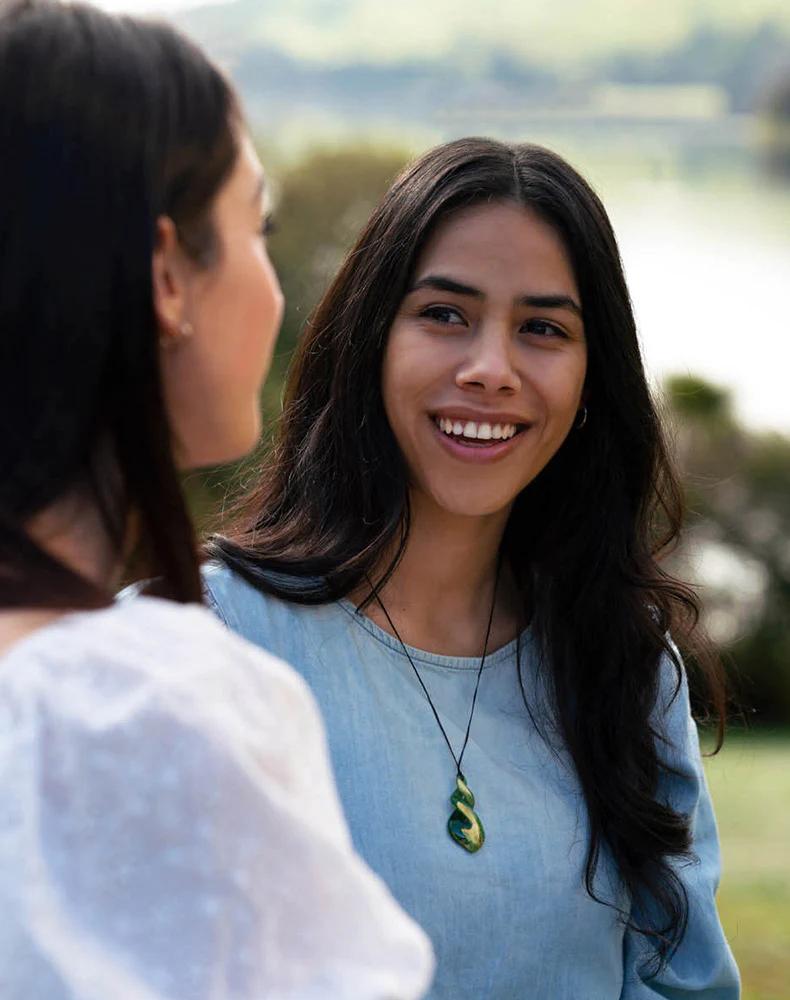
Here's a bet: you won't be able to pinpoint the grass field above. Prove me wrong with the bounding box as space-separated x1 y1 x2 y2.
703 732 790 1000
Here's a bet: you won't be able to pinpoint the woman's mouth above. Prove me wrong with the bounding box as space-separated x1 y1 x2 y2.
434 416 523 444
430 414 529 460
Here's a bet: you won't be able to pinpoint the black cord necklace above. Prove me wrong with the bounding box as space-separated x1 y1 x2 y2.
366 564 500 853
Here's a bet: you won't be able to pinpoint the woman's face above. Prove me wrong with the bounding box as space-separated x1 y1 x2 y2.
156 131 283 468
382 200 587 519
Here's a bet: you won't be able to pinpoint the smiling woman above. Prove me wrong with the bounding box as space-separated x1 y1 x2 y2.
205 138 740 998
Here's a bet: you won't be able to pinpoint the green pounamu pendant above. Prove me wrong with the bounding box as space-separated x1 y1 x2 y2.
447 774 485 853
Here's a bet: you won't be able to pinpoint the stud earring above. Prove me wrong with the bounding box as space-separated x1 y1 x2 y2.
159 319 194 349
575 405 588 430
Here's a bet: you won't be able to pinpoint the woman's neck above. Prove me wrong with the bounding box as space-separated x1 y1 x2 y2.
357 491 521 657
30 490 121 590
0 492 121 658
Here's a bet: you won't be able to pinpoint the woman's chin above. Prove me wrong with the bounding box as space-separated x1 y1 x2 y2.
419 483 517 520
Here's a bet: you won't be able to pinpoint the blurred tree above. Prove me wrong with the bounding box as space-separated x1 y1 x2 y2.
665 374 790 725
259 143 409 465
265 145 408 376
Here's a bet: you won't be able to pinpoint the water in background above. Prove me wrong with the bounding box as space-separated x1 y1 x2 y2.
572 131 790 436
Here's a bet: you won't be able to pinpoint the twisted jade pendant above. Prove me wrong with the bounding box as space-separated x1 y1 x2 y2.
447 774 485 853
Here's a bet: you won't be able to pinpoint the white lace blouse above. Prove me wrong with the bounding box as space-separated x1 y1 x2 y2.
0 596 434 999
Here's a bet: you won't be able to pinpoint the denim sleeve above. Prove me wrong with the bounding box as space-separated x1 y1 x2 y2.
620 656 740 998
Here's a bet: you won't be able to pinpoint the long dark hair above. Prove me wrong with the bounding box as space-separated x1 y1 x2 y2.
0 0 239 608
211 138 726 966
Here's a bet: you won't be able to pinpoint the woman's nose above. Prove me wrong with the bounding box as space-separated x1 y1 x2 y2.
455 324 521 394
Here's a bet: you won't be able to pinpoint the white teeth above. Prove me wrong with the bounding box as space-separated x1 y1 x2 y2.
435 417 521 442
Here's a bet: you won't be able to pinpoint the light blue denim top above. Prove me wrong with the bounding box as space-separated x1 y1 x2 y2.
204 562 739 999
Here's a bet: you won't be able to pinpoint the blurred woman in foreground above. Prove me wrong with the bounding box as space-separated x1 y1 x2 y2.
206 139 740 997
0 1 433 996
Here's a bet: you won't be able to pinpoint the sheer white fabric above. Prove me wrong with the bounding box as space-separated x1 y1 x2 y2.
0 596 434 999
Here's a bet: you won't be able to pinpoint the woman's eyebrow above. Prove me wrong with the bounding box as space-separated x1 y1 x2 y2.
409 275 482 298
518 293 583 317
409 274 582 317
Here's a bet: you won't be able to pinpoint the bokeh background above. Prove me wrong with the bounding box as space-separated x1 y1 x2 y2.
102 1 790 994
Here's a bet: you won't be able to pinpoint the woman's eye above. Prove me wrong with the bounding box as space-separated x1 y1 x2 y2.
421 305 466 326
523 318 566 339
259 214 277 238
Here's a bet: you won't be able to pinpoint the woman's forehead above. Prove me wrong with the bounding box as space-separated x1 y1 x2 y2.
413 201 579 298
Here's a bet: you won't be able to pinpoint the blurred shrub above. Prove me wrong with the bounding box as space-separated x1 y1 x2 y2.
266 145 409 371
250 145 410 426
665 374 790 725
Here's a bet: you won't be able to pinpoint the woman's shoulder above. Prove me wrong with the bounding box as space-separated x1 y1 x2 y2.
0 597 435 999
201 557 273 622
202 558 316 612
202 559 342 654
0 595 316 739
654 640 692 731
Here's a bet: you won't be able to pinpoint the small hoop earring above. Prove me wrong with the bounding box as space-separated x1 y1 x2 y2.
575 405 588 430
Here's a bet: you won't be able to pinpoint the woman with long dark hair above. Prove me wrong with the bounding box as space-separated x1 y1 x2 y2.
0 2 433 996
206 138 740 997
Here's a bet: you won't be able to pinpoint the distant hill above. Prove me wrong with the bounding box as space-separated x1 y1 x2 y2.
172 0 790 130
174 0 790 67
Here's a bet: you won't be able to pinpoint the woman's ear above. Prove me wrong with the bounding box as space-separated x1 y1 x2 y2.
151 216 188 343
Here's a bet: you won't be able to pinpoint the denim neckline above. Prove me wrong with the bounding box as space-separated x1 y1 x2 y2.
337 599 529 671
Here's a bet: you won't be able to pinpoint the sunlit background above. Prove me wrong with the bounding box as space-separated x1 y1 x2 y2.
94 1 790 994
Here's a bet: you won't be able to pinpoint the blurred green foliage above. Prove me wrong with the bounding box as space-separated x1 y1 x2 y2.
665 373 733 424
260 145 409 422
666 374 790 725
267 145 408 368
191 146 790 727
